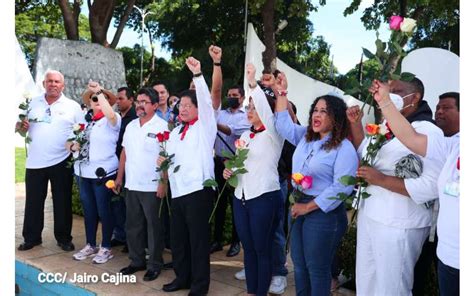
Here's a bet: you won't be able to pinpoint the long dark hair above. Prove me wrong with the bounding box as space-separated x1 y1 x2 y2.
305 95 349 151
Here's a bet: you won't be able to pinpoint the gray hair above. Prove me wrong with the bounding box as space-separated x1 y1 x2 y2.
43 69 65 84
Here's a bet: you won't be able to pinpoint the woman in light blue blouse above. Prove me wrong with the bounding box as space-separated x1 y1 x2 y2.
274 76 358 296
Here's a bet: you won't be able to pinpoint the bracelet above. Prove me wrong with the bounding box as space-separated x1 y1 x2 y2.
378 100 392 109
193 72 202 78
213 62 221 66
277 90 288 97
95 89 103 96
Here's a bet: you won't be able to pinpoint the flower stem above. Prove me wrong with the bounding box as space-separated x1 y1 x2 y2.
285 217 296 254
208 181 228 223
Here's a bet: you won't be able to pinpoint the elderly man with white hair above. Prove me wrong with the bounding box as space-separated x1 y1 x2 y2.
17 69 84 252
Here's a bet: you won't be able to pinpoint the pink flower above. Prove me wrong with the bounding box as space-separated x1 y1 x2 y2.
234 139 247 150
389 15 404 30
301 176 313 190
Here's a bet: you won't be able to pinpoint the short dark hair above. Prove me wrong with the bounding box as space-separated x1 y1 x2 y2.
228 85 245 97
439 92 460 110
152 81 168 91
137 87 159 104
406 76 425 100
117 86 134 100
179 89 198 107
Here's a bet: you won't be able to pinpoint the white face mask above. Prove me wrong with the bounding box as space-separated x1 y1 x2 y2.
389 92 415 111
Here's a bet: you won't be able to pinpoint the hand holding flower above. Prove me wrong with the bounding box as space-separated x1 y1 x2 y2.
357 166 386 186
113 177 123 195
156 181 167 199
157 155 168 167
370 80 391 105
223 168 233 180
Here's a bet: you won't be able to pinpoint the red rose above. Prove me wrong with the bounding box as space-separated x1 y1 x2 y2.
250 133 255 139
457 157 460 170
156 132 164 142
79 123 85 131
385 133 393 140
163 131 170 141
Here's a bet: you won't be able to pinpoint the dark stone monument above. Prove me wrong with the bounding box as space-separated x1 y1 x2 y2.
33 37 127 104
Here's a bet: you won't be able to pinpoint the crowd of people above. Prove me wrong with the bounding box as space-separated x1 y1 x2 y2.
16 45 460 296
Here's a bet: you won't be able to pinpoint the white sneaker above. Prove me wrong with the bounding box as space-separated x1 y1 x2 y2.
73 244 98 261
92 247 114 264
234 268 246 281
268 276 287 294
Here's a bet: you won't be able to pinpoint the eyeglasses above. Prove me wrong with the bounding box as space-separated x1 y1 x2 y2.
135 100 153 106
178 103 195 110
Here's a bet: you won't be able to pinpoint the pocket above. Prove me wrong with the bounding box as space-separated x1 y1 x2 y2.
144 137 159 153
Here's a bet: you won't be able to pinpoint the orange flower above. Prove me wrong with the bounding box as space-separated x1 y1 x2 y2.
105 180 115 189
292 173 304 185
365 123 379 136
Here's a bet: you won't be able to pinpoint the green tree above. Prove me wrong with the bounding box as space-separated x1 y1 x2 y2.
343 0 459 55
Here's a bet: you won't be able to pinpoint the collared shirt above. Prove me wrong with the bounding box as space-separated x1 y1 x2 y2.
156 107 173 122
74 113 121 178
427 132 459 269
275 110 358 213
215 108 251 156
122 114 169 192
234 85 284 201
26 93 83 169
167 76 217 198
116 105 138 158
358 120 443 229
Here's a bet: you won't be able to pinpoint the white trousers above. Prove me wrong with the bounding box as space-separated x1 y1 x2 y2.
356 212 429 296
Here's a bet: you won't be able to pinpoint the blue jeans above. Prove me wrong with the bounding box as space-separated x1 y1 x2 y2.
234 190 281 296
290 203 347 296
76 176 115 249
272 179 289 276
111 192 126 243
438 258 459 296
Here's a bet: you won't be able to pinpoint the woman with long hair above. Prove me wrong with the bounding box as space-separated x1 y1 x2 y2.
274 75 358 295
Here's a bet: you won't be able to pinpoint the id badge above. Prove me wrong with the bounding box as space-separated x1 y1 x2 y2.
444 181 459 197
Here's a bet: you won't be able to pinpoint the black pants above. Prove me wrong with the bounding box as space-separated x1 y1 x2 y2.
212 157 239 244
125 191 164 270
413 234 439 296
22 157 73 244
171 188 213 295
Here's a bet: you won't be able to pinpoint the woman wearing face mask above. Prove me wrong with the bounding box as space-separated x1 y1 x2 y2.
346 78 444 296
222 64 284 296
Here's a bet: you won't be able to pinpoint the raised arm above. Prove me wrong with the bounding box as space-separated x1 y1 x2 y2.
371 80 428 157
88 81 118 126
209 45 222 110
346 105 365 150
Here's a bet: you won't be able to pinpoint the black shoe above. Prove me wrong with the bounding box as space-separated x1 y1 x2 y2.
226 242 241 257
57 241 75 252
120 265 146 275
143 269 161 281
111 239 126 247
209 242 223 254
121 245 129 253
163 261 173 270
18 241 42 251
163 280 189 292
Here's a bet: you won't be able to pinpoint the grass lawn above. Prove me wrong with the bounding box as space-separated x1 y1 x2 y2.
15 147 26 183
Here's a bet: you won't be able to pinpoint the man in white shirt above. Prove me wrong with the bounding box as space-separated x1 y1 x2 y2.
115 87 169 282
349 78 444 295
17 70 83 252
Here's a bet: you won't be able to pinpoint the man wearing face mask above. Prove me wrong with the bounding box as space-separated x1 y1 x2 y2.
346 77 444 296
209 85 252 256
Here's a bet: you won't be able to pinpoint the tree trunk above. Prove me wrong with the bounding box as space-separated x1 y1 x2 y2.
261 0 276 73
110 0 136 48
58 0 81 40
89 0 116 46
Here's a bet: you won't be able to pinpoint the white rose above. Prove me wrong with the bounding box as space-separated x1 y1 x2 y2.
400 18 416 33
73 123 81 132
379 123 389 135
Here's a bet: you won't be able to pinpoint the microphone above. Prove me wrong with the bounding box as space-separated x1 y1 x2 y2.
95 167 118 179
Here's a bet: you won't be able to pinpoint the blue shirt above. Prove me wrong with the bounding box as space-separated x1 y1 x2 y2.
156 107 173 122
274 110 358 212
215 108 251 157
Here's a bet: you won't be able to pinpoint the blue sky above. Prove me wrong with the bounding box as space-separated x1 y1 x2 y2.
100 0 391 75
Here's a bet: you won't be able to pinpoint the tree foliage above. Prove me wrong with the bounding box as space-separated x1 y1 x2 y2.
343 0 459 55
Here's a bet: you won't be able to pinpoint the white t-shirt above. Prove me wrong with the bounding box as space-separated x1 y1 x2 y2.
234 85 284 201
74 113 121 178
122 115 169 192
427 133 459 269
167 76 217 198
26 93 83 169
359 120 442 229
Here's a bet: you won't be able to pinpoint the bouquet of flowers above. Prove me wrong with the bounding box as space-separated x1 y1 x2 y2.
332 121 394 224
67 123 88 165
204 139 249 223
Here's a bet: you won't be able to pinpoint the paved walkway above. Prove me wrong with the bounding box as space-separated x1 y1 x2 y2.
15 183 355 295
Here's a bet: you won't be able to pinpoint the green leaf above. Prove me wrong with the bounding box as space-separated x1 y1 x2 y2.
339 175 357 186
224 161 235 169
362 47 375 59
361 191 371 199
391 41 403 55
221 149 234 159
228 175 238 188
400 72 416 82
233 168 248 175
344 86 361 96
173 165 181 173
288 193 295 204
203 178 218 188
